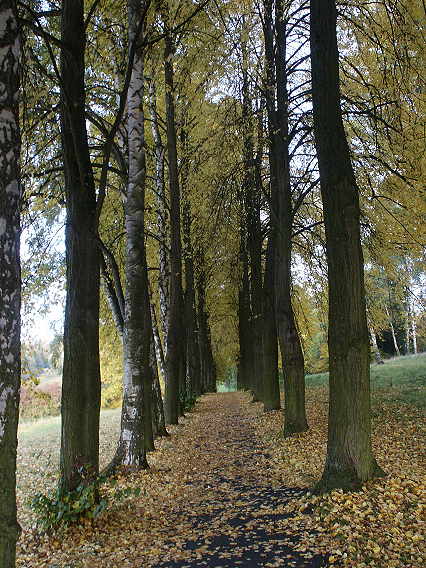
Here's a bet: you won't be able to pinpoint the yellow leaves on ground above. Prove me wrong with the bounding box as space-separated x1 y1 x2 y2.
255 388 425 568
16 389 425 567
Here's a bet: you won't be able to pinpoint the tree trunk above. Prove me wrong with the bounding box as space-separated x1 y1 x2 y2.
197 267 216 393
163 24 185 424
408 298 417 355
241 22 263 402
261 0 281 412
405 309 411 355
411 312 417 354
109 0 151 470
150 300 166 382
101 259 167 451
310 0 384 491
262 237 281 410
386 305 401 357
274 0 308 436
60 0 101 491
369 325 384 365
0 4 22 565
148 76 170 348
150 332 169 437
237 220 253 393
183 195 202 397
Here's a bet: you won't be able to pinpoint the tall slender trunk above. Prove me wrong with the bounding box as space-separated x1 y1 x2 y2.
150 334 169 437
385 305 401 357
241 21 263 402
148 76 169 346
261 0 281 412
274 0 308 435
405 307 411 355
237 227 253 392
101 256 168 454
197 266 216 393
60 0 101 491
101 254 125 341
109 0 151 469
262 237 281 410
0 4 22 565
183 196 202 397
310 0 384 490
162 22 185 424
150 300 166 381
411 311 417 354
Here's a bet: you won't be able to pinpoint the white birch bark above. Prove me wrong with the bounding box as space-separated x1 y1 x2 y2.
0 3 22 566
110 0 151 469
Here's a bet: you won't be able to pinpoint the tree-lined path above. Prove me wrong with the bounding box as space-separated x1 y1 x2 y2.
18 393 331 567
2 1 425 566
155 393 327 568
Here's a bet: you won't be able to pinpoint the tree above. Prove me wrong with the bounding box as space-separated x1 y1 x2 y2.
0 3 22 565
108 0 152 469
310 0 384 490
59 0 101 492
161 2 186 424
265 0 308 432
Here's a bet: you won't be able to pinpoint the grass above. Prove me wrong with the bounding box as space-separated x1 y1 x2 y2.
305 353 426 408
17 408 122 529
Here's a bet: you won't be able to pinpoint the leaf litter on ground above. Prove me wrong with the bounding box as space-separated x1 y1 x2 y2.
16 390 425 567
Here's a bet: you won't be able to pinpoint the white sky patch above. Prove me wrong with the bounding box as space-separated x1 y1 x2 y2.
21 214 65 344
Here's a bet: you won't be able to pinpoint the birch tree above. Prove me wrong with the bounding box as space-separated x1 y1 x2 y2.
0 2 22 565
109 0 152 468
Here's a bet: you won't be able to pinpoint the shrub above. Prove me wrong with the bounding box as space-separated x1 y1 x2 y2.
31 470 141 532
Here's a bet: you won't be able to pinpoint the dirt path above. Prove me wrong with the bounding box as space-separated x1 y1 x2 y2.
153 393 327 568
18 393 329 567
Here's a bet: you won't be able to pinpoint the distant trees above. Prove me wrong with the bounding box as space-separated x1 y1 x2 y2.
234 0 313 432
0 2 22 566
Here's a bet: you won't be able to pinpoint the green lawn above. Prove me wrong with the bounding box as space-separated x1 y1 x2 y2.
306 353 426 408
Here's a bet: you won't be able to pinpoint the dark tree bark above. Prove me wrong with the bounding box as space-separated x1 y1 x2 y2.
162 19 185 424
180 116 202 399
109 0 152 469
262 237 281 410
241 24 263 402
148 75 170 348
261 0 281 412
271 0 308 435
197 266 216 393
60 0 101 491
0 4 22 565
183 196 202 397
237 228 253 392
310 0 384 491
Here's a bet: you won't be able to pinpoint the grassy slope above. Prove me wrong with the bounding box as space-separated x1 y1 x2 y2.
17 408 122 528
306 353 426 408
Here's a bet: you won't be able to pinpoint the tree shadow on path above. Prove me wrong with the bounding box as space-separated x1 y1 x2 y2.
157 397 331 568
